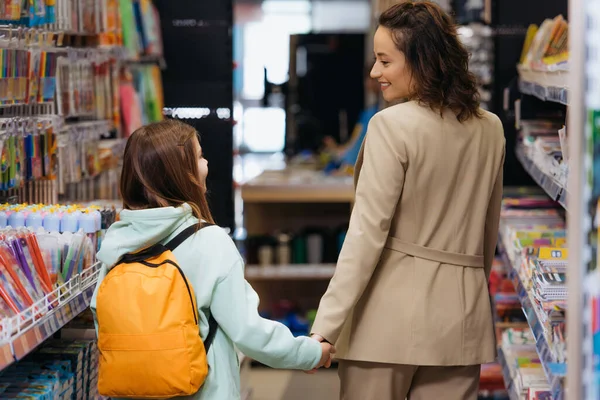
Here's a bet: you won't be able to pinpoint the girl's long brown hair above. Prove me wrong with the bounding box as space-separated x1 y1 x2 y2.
120 119 214 224
379 1 481 122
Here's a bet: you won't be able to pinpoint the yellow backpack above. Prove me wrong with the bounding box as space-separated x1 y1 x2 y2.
96 223 217 398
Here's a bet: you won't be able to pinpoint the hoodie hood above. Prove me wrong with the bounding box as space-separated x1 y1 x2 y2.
97 204 195 268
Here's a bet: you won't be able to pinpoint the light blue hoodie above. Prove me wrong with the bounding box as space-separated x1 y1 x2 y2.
90 204 322 400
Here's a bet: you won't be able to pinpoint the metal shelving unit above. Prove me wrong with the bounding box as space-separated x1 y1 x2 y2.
518 67 569 105
509 2 587 399
498 236 565 399
567 0 588 399
515 146 568 209
498 347 521 400
0 262 102 372
510 270 566 398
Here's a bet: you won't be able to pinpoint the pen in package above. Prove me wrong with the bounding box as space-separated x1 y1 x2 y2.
0 243 34 307
18 229 51 294
0 256 30 316
36 233 60 287
8 235 46 301
61 231 84 281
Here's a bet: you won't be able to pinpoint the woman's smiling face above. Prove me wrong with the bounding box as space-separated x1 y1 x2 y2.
370 26 413 102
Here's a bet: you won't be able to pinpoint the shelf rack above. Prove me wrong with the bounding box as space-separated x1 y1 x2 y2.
0 262 102 372
498 347 521 400
515 146 568 210
498 238 565 399
245 265 336 280
518 66 569 105
510 270 566 399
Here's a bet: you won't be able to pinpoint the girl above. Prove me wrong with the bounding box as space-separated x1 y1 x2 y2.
311 2 505 399
91 120 333 400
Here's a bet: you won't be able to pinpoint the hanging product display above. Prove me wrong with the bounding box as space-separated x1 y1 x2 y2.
131 0 163 57
55 51 116 121
0 30 59 107
119 0 164 59
0 0 164 395
120 64 163 136
57 122 123 203
0 0 56 27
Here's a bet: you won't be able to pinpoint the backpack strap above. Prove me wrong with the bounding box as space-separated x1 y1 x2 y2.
165 222 212 251
204 314 218 352
165 222 219 353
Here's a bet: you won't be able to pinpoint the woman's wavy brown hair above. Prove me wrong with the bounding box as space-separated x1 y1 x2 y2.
379 1 481 122
120 119 214 223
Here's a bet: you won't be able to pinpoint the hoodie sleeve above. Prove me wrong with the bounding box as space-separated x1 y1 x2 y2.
210 258 322 370
90 263 109 337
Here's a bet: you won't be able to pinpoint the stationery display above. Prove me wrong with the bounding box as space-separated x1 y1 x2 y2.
498 196 567 399
0 0 57 27
0 202 115 320
120 65 163 137
120 0 163 59
56 52 113 120
0 31 60 107
517 15 569 107
0 335 100 400
0 0 163 394
499 328 551 399
521 15 569 68
519 119 568 191
0 116 123 204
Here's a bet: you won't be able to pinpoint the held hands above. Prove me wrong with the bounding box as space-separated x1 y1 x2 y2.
305 334 336 374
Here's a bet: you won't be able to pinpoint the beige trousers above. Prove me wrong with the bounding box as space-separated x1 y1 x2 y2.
338 360 481 400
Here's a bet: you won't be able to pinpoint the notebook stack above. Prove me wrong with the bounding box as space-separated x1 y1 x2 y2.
500 328 551 399
499 198 568 369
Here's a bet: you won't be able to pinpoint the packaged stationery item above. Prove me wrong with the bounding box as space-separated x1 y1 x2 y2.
0 242 37 306
0 259 30 315
18 229 52 294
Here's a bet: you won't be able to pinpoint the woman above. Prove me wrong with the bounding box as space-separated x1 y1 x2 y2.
90 120 333 400
311 2 505 399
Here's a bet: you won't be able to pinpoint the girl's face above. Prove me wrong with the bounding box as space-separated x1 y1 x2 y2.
194 138 208 191
371 26 413 102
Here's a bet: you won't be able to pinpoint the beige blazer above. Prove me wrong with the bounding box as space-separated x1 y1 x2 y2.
312 101 505 366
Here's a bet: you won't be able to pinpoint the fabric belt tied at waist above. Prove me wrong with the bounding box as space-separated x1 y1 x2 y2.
385 237 484 268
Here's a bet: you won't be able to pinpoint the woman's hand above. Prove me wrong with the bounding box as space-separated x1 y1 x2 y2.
304 334 336 374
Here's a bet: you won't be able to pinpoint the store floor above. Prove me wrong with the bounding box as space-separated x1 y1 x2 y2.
249 367 340 400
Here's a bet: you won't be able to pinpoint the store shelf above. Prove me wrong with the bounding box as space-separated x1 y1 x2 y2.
0 262 102 372
510 270 566 399
518 66 569 105
498 235 565 399
241 170 354 203
515 146 567 210
245 265 336 280
498 348 521 400
508 267 566 400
